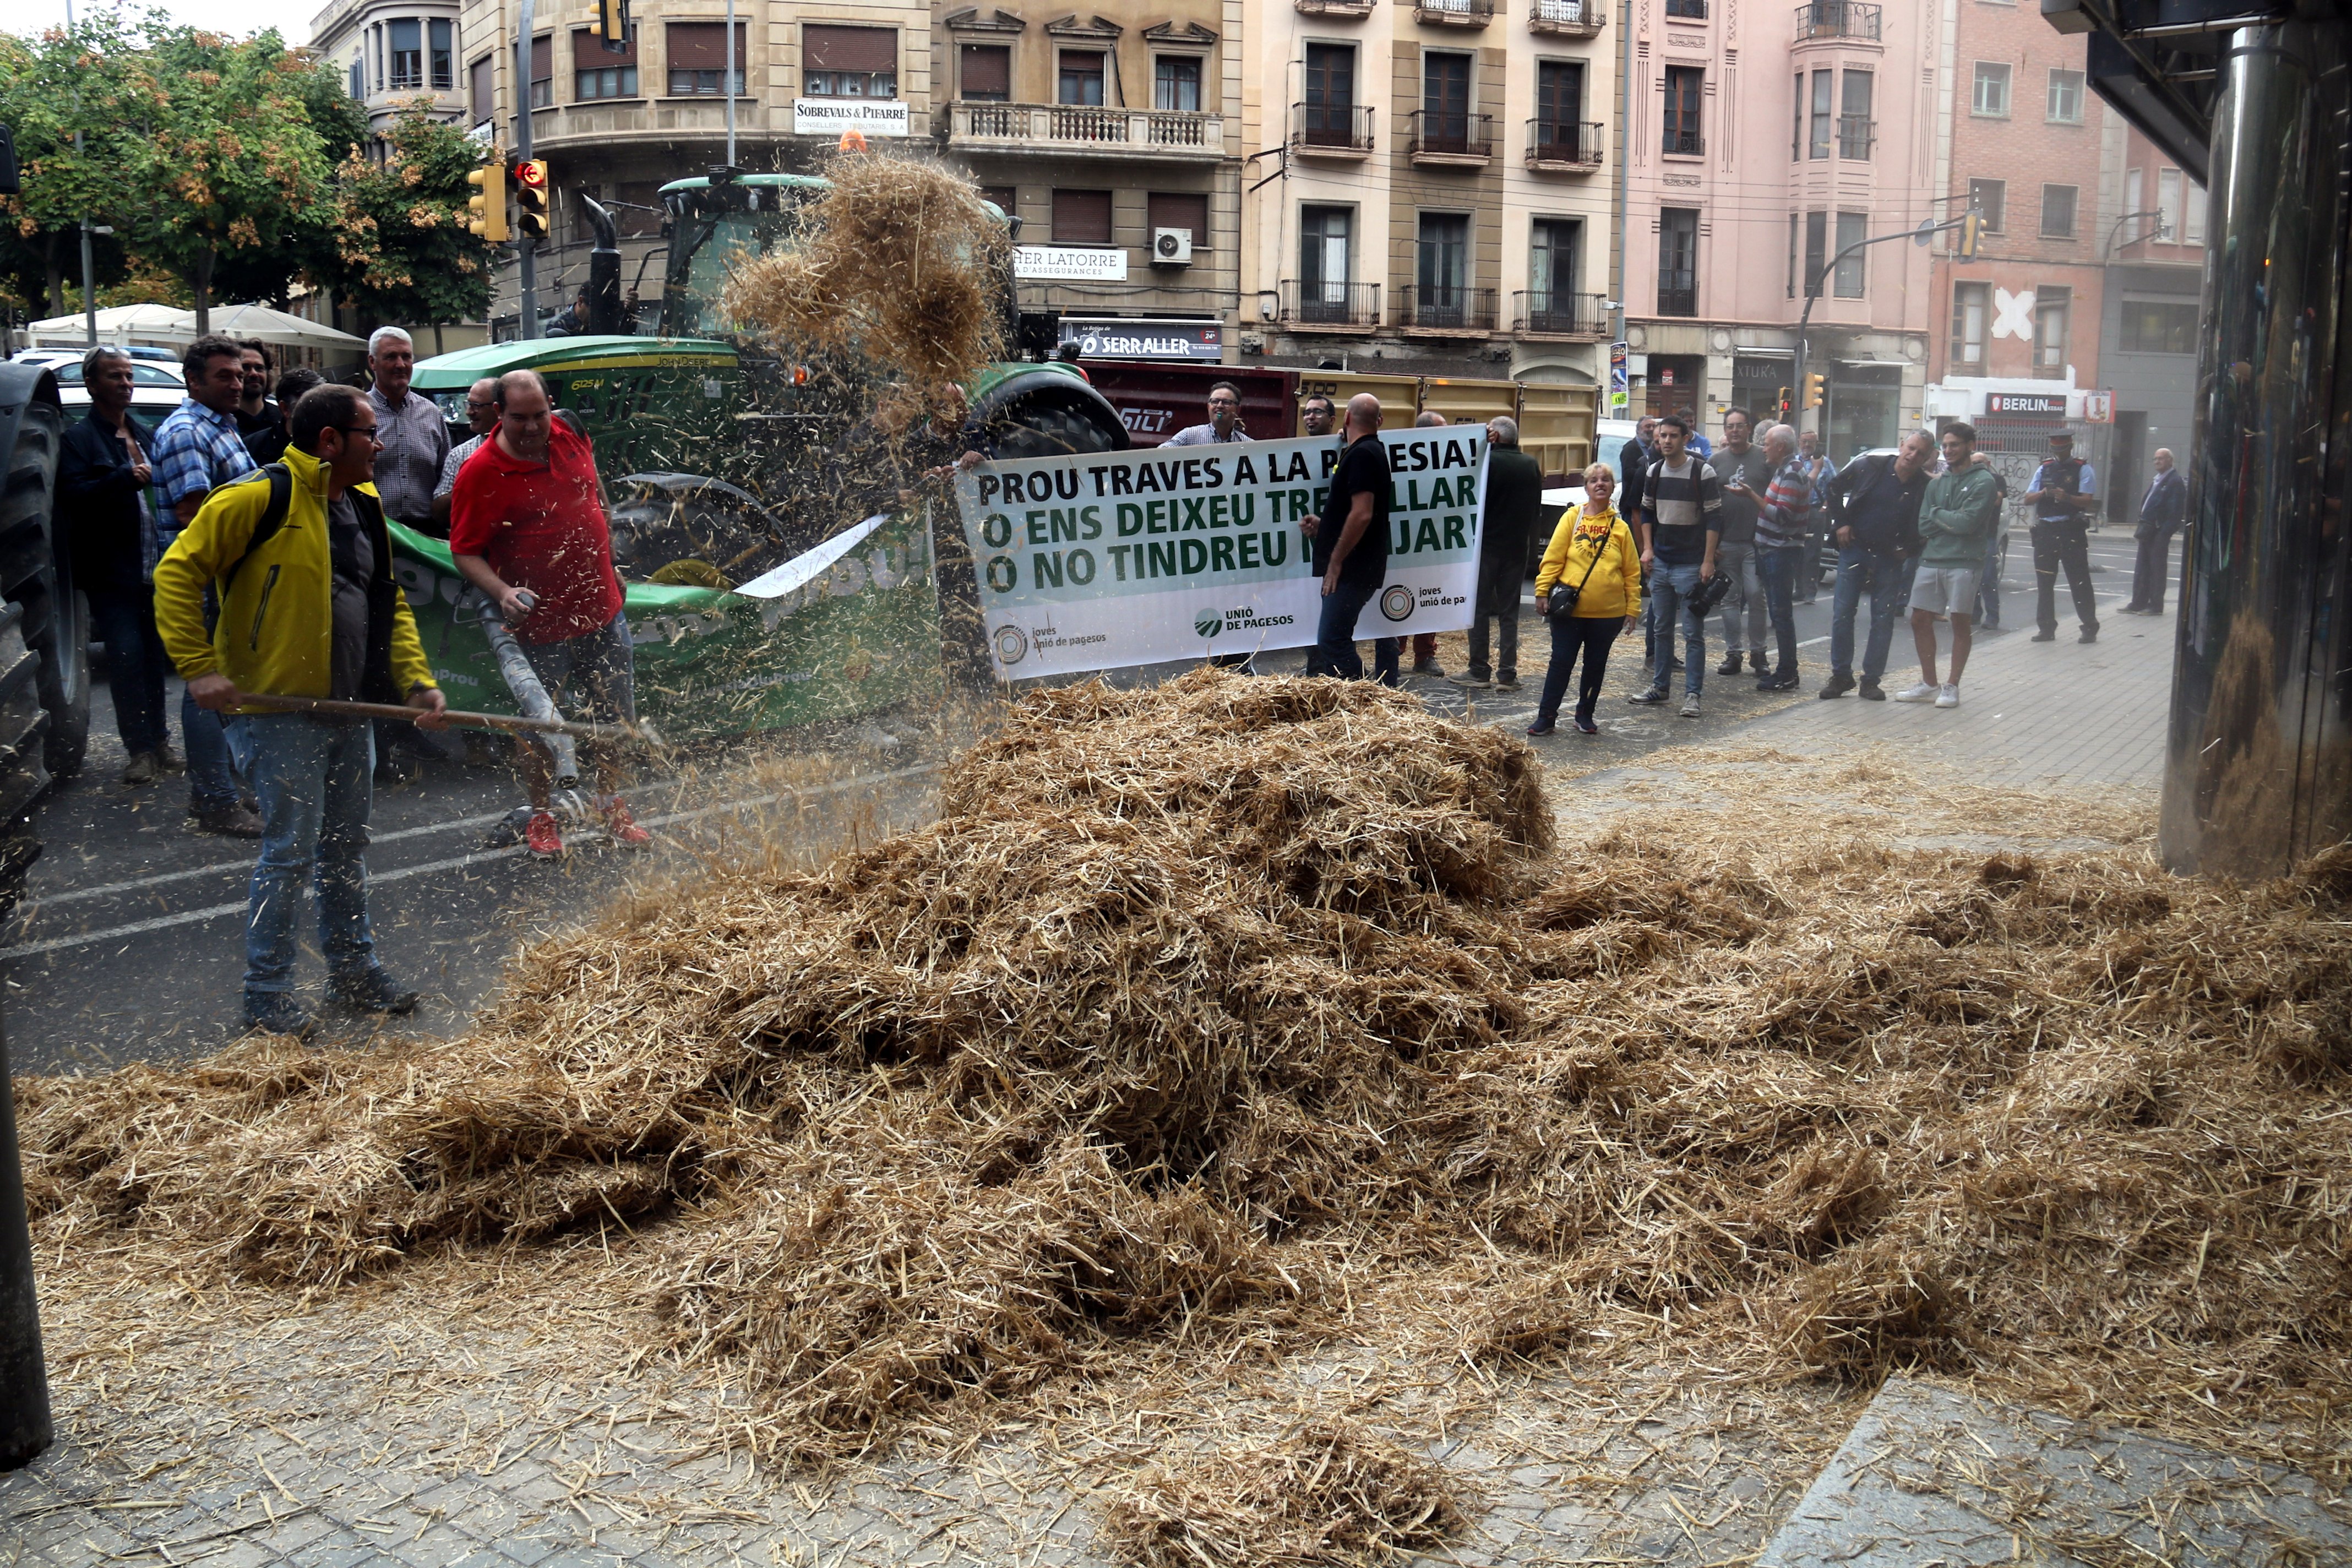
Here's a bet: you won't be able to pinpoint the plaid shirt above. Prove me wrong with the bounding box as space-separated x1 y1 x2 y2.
150 398 256 547
1756 454 1815 551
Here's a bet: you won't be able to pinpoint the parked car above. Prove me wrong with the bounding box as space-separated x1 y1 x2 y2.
13 350 187 431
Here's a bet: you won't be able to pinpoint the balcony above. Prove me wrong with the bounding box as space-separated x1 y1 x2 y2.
1526 118 1605 170
1413 0 1495 27
1657 284 1698 317
1289 101 1375 158
529 97 766 148
1836 113 1876 159
1295 0 1377 14
1794 1 1880 39
1515 291 1609 337
1528 0 1606 36
1662 127 1704 157
1400 285 1499 334
1664 0 1707 17
1407 110 1495 165
1278 280 1382 331
944 102 1224 161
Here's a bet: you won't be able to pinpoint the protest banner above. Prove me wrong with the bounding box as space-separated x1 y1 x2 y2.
953 430 1489 680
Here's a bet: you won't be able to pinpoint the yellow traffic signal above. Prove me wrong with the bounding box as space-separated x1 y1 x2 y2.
1956 211 1983 262
1803 373 1826 411
465 155 508 242
595 0 629 48
513 159 550 240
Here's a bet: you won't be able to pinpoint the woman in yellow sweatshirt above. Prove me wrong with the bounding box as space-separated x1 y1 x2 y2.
1527 462 1644 736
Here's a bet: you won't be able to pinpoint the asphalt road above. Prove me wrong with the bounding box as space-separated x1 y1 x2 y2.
2 523 2147 1075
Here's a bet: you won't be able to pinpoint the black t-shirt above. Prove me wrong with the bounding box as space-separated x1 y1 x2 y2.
1316 434 1391 590
325 495 374 704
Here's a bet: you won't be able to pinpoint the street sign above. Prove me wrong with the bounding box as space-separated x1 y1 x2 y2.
2082 390 2114 423
1609 341 1629 412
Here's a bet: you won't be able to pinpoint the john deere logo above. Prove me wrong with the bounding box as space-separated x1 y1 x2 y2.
1195 608 1224 639
993 624 1029 665
1379 585 1416 622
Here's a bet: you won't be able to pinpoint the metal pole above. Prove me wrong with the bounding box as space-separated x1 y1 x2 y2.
725 0 737 167
1795 218 1968 438
67 0 95 348
515 0 539 340
0 1003 54 1472
1610 0 1631 345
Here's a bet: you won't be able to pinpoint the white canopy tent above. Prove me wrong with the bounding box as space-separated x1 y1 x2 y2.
20 302 367 353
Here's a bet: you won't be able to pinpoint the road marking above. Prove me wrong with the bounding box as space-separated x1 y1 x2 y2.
0 764 940 963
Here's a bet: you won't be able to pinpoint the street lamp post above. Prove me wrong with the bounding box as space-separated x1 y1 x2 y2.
1792 211 1976 440
514 0 540 339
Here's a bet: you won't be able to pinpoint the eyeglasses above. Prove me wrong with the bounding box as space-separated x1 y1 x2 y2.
331 424 384 445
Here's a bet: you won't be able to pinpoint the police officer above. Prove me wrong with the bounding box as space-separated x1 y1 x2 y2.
2024 430 2100 644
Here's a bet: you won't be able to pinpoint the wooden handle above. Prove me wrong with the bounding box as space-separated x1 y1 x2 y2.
233 693 654 745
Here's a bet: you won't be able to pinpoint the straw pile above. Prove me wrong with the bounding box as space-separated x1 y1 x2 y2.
18 669 2352 1482
720 151 1008 387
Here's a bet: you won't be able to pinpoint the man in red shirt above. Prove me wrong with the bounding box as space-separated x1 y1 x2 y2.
449 370 651 858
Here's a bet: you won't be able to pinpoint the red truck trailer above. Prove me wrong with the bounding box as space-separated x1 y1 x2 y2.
1080 361 1300 447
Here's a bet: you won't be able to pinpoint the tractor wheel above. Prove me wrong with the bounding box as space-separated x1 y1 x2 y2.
0 366 75 917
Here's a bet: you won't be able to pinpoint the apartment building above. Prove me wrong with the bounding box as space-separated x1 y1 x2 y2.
314 0 470 140
1609 0 1940 456
1239 0 1617 382
2095 121 2206 514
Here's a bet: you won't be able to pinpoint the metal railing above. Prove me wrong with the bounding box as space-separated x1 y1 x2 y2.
1280 279 1382 327
1528 0 1606 32
1662 127 1705 156
1794 1 1880 39
947 101 1223 153
1835 114 1876 159
1657 284 1698 317
1289 101 1375 152
1407 110 1495 159
1526 118 1605 166
1414 0 1496 24
1664 0 1707 18
1515 291 1609 336
1400 285 1499 331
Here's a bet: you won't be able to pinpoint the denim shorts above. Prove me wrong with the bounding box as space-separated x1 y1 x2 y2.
520 612 636 723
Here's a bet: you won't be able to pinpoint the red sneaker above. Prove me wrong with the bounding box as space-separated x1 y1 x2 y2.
525 809 565 859
601 796 652 850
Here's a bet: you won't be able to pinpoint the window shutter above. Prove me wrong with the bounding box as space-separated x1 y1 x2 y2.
1147 192 1208 241
573 26 637 66
471 55 493 117
804 26 896 72
1053 189 1114 244
530 34 552 79
960 43 1010 97
667 22 745 69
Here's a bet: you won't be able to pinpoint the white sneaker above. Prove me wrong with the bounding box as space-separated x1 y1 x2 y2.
1935 683 1959 708
1892 682 1938 703
1679 694 1702 718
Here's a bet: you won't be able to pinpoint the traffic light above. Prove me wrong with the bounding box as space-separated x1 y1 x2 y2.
1776 385 1792 418
465 153 508 242
1956 210 1983 262
1803 373 1826 411
513 159 549 241
594 0 629 52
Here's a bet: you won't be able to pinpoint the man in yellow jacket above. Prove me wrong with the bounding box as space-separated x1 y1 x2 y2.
154 384 448 1036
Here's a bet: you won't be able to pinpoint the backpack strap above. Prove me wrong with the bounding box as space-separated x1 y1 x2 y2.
220 464 292 590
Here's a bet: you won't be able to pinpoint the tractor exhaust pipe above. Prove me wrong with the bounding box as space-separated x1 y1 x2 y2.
576 192 625 336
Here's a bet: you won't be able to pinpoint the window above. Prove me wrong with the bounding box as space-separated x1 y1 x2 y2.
1839 69 1872 157
429 20 453 89
470 55 493 124
1969 177 2006 233
1808 69 1831 159
1423 51 1472 147
1058 50 1105 106
980 184 1017 216
1833 211 1866 297
350 56 365 99
1302 43 1355 142
1418 212 1469 302
1971 61 2010 117
2046 68 2082 123
389 19 420 89
1300 205 1353 308
1536 59 1585 152
665 22 745 95
2125 166 2144 236
2157 167 2183 244
1950 281 1988 368
1663 66 1703 155
574 26 638 99
804 26 895 97
1530 217 1582 313
529 34 552 107
2040 183 2077 238
2032 285 2070 378
1804 210 1826 299
1053 188 1113 243
1658 206 1698 315
1147 192 1207 244
1787 213 1799 298
2120 298 2198 355
959 43 1010 101
1155 55 1201 112
2185 181 2207 245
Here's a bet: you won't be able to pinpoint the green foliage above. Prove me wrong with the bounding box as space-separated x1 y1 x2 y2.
0 13 145 315
312 107 497 329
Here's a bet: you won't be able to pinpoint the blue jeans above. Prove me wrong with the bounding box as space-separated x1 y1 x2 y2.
1307 574 1380 680
1640 562 1707 697
89 586 169 757
183 692 239 808
1754 545 1804 679
233 714 378 998
1830 547 1916 683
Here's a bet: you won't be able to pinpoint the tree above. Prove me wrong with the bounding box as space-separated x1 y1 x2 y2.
0 15 145 318
309 107 496 335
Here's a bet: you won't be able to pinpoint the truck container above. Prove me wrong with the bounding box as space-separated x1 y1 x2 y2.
1080 361 1297 447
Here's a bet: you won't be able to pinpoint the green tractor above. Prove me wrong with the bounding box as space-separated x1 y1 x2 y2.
406 171 1127 739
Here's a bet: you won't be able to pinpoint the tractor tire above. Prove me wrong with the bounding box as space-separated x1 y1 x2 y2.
0 364 75 918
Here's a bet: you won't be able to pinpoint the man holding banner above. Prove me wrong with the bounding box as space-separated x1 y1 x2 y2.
1307 394 1396 683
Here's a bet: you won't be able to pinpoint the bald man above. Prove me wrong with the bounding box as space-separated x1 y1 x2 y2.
1306 394 1397 683
2125 447 2187 614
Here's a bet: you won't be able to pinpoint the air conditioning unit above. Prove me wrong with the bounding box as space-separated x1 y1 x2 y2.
1152 227 1194 266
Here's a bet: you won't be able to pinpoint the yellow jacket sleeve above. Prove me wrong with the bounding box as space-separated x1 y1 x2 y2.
151 480 268 682
1533 514 1577 598
388 587 437 695
1614 520 1642 621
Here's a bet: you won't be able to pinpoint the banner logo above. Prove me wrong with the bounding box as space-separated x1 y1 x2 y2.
993 624 1030 665
1380 584 1417 622
1194 608 1224 639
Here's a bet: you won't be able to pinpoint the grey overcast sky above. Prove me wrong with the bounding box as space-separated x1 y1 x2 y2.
21 0 327 48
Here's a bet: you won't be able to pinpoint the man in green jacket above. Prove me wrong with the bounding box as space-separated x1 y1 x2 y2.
1894 423 2002 709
